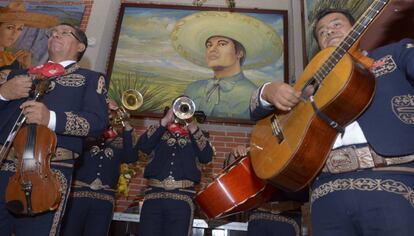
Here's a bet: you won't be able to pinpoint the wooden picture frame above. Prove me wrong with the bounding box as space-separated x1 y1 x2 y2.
107 3 288 123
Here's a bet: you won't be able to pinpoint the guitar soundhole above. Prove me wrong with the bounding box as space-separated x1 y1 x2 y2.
301 78 319 102
271 115 284 143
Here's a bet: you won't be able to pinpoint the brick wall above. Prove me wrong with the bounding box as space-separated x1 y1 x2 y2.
114 117 253 212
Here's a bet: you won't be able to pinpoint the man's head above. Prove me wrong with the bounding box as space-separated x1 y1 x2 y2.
170 11 282 70
47 23 88 62
205 35 246 72
313 9 355 50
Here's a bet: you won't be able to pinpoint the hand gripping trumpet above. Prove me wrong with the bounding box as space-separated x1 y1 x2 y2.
111 89 143 127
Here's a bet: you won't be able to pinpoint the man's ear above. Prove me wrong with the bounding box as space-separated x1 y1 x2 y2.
237 50 244 59
77 42 86 53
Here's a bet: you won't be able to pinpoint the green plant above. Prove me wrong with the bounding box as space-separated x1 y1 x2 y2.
108 72 172 113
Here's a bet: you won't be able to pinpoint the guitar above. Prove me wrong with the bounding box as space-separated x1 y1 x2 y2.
250 0 391 192
195 155 276 219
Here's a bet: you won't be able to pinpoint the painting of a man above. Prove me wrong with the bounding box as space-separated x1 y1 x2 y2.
108 6 286 120
171 11 283 119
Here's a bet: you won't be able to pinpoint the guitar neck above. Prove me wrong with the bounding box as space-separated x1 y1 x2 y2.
315 0 390 81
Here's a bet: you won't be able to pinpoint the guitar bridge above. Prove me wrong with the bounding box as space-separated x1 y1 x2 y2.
271 115 284 143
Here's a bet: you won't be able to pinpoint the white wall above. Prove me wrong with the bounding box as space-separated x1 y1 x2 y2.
82 0 303 82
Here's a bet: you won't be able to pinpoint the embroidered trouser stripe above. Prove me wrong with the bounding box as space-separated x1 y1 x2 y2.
311 177 414 207
144 192 195 236
249 212 300 236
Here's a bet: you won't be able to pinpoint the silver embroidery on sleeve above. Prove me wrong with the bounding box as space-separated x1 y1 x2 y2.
391 94 414 124
96 76 106 94
147 124 159 138
64 112 90 136
192 129 208 150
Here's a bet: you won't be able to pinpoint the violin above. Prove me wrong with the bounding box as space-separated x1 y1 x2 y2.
4 63 65 215
5 124 61 215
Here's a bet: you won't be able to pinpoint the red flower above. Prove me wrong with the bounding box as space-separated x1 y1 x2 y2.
28 62 65 78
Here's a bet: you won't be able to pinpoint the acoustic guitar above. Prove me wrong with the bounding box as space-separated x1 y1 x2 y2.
250 0 391 191
195 155 276 219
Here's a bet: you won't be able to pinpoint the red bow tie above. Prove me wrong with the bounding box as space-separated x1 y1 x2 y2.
167 123 189 137
103 127 118 140
28 62 65 78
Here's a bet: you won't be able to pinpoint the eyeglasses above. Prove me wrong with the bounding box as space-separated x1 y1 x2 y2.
45 29 81 42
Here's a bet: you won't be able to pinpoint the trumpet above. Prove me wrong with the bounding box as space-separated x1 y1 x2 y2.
172 96 195 125
112 89 143 126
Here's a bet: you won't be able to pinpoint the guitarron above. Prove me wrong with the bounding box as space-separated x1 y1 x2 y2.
195 155 276 219
250 0 391 191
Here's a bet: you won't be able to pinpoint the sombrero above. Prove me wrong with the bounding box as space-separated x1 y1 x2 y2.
171 11 283 70
0 0 59 28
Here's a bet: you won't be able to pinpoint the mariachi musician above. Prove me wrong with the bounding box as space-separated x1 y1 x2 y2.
137 95 214 236
0 23 108 236
250 7 414 236
61 97 141 236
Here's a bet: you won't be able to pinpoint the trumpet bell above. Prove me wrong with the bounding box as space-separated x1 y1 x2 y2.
173 96 195 121
122 89 143 111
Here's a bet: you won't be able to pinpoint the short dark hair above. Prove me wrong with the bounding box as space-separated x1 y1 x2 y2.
59 23 88 61
312 9 355 41
205 36 247 66
231 38 246 66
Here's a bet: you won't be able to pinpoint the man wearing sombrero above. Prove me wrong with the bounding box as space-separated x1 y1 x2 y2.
0 0 58 71
171 11 283 119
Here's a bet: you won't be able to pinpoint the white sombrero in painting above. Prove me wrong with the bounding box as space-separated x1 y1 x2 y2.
170 11 283 70
0 0 59 28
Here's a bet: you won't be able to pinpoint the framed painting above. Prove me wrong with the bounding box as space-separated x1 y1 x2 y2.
0 0 85 67
107 3 288 122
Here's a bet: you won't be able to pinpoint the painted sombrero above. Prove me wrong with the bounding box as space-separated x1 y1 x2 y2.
0 0 59 28
171 11 283 70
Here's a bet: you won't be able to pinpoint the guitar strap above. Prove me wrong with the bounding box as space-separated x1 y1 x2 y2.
309 96 345 135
